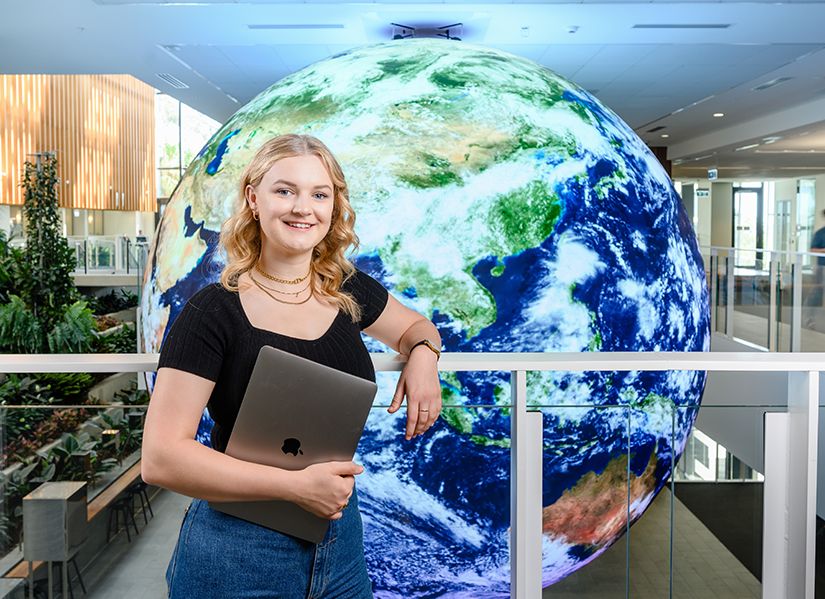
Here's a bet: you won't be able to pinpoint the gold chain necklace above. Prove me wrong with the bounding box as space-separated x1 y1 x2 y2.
249 270 313 305
251 274 311 296
254 263 310 285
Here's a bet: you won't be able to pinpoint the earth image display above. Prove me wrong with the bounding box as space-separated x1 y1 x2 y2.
141 39 710 596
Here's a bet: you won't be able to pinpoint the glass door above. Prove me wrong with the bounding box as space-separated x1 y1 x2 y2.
734 187 762 268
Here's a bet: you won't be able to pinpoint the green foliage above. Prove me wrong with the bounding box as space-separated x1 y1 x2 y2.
0 295 43 353
95 323 137 354
20 154 78 329
84 288 139 315
35 372 95 404
112 380 149 405
0 375 58 439
99 408 145 458
0 155 101 357
0 230 25 304
0 296 96 354
47 300 97 353
50 431 117 483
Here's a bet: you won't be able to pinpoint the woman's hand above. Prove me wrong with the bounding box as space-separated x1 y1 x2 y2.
291 461 363 520
387 346 442 440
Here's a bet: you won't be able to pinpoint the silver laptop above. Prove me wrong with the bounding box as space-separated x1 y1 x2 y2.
209 345 377 543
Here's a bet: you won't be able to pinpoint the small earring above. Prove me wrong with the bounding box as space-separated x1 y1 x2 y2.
252 211 259 222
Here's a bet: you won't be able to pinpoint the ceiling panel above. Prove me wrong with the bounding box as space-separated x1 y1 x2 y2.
6 0 825 179
217 45 289 76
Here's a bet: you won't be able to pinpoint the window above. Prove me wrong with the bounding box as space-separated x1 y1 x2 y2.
155 92 220 201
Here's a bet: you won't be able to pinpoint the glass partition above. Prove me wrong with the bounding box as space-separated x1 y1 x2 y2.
0 370 512 598
670 404 768 599
702 245 825 352
1 364 817 597
730 248 771 349
530 391 782 598
538 405 629 597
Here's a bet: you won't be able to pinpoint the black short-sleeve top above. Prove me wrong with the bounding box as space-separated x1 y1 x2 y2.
156 268 389 453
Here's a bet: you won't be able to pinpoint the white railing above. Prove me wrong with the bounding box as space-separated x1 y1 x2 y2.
1 351 822 599
64 235 149 276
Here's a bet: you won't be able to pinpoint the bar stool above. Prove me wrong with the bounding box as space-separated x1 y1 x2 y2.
51 557 86 599
25 556 86 599
127 480 154 525
106 496 139 543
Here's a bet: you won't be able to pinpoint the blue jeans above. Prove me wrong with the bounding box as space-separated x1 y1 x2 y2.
166 487 373 598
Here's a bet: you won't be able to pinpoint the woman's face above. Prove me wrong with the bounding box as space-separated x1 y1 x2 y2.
246 154 335 258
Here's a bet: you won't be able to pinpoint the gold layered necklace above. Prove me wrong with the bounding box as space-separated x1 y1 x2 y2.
252 274 311 296
249 270 313 305
254 263 310 285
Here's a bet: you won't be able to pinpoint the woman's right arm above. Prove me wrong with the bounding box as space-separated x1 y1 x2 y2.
141 367 362 519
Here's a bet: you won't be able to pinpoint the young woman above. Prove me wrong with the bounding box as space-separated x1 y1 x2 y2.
142 134 443 598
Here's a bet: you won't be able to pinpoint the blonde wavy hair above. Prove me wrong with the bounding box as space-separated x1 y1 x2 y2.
219 134 362 322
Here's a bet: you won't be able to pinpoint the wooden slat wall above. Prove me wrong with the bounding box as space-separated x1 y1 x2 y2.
0 75 155 212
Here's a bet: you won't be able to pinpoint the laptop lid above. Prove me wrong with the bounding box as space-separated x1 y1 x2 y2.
209 345 377 543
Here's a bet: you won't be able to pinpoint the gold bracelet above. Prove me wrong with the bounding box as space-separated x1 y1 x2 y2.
410 339 441 360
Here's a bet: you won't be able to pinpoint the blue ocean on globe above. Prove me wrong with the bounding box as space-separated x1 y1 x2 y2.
141 39 710 596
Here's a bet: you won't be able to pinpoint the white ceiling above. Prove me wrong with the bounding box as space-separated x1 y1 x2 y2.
3 0 825 179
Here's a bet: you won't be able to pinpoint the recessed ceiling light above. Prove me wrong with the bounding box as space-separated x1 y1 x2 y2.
661 134 670 138
734 143 760 152
713 112 724 118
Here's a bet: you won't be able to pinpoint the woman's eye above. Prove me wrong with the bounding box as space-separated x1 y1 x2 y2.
314 193 329 200
275 188 292 196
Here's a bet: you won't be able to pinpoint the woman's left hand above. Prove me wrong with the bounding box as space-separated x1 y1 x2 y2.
387 347 442 440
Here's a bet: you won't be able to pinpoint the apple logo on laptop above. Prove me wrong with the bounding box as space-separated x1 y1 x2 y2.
282 438 304 456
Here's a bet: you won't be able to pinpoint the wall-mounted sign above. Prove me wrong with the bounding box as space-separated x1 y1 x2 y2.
707 168 718 181
696 189 710 198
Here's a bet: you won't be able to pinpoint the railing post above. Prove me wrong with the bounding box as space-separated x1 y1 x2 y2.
768 257 779 352
725 249 735 338
790 253 803 352
510 369 543 599
709 249 718 334
762 370 818 599
114 236 123 274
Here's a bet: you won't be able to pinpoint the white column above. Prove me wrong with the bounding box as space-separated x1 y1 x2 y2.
510 369 543 599
763 370 818 599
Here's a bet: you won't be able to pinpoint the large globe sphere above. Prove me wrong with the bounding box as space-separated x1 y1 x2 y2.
141 39 709 596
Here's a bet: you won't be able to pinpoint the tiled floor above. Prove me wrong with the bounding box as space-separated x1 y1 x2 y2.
81 486 760 598
83 489 189 599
